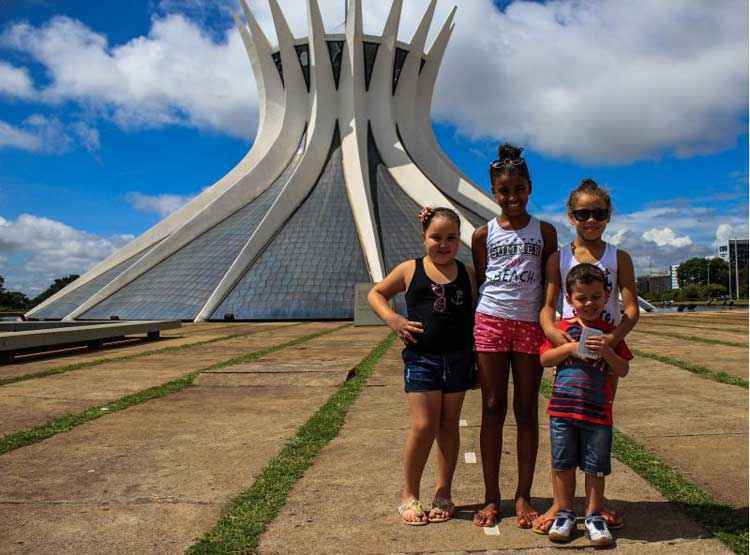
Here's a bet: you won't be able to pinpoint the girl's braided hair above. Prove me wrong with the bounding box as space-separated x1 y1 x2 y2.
490 143 531 185
567 178 612 212
418 206 460 232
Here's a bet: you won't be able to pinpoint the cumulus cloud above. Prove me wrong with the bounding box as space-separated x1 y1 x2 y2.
540 202 748 275
0 60 35 98
642 227 692 248
1 13 257 138
125 191 192 217
0 214 133 294
1 1 746 163
0 114 72 153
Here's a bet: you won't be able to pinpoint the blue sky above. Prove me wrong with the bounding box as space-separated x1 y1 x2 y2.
0 0 747 294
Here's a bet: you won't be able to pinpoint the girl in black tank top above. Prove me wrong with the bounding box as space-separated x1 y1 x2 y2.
405 257 474 353
367 207 477 526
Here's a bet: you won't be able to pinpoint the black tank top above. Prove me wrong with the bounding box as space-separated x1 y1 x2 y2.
405 258 474 353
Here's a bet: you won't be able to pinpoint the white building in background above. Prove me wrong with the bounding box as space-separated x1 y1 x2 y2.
670 264 680 289
28 0 499 322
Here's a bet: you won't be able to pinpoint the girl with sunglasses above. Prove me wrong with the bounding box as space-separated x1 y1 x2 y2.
368 207 477 526
472 144 559 529
533 178 639 534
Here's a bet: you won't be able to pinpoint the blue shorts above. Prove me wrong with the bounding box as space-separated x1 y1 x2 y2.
402 348 475 394
550 417 612 476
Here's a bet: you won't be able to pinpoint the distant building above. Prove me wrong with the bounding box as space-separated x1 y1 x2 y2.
637 273 672 296
718 239 749 267
718 239 748 298
670 264 680 289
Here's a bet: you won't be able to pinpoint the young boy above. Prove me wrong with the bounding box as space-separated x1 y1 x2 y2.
539 263 632 546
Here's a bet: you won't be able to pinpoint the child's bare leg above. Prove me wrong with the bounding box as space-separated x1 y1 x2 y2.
535 469 576 527
402 391 441 523
432 391 465 519
510 352 543 525
585 473 605 515
474 352 511 526
553 469 576 512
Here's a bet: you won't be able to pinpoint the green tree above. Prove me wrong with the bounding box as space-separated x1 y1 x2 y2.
0 275 30 310
29 274 79 308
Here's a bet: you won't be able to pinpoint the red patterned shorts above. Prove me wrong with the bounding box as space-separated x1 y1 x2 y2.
474 311 545 355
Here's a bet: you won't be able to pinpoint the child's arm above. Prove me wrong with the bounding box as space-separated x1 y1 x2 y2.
540 251 573 346
466 264 478 304
471 225 488 288
585 336 630 377
367 261 423 344
540 341 578 368
607 250 639 345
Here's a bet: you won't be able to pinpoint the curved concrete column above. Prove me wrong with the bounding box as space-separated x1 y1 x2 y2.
193 0 338 322
61 0 309 321
402 9 499 220
371 0 475 247
339 0 385 282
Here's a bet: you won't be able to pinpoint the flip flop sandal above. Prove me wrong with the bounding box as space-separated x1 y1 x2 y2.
601 508 624 529
428 497 455 523
531 515 555 535
516 513 538 529
473 506 499 527
398 498 428 526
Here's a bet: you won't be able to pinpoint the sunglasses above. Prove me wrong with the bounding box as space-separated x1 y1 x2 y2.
430 283 447 313
490 158 525 171
572 208 609 222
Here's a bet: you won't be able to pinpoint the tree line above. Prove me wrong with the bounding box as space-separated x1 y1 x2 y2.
0 275 79 311
643 257 748 302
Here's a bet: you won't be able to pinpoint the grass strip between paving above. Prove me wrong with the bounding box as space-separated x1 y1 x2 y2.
632 349 748 389
188 332 396 555
0 323 303 387
0 324 347 457
633 329 748 348
540 377 748 554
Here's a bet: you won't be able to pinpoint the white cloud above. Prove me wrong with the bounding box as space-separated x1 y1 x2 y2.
540 200 748 275
0 114 72 153
0 0 746 164
2 14 257 139
72 121 101 152
642 227 692 248
0 61 35 98
125 191 192 217
0 214 133 295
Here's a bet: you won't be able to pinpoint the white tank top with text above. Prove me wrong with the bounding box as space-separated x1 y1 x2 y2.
559 242 620 325
477 216 544 322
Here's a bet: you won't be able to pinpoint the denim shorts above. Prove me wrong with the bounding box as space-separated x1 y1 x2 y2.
550 417 612 476
402 348 475 394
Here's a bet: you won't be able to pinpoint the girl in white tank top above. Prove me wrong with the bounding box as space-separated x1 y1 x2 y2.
559 242 620 325
477 216 545 322
472 144 558 529
536 178 640 532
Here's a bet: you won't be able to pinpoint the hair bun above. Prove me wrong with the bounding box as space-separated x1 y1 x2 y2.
497 143 524 162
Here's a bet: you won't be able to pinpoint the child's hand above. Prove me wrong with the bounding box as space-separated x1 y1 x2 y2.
565 341 581 359
548 327 574 347
584 335 613 359
388 315 424 344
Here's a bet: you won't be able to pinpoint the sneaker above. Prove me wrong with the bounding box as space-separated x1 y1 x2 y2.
585 512 613 547
548 510 576 543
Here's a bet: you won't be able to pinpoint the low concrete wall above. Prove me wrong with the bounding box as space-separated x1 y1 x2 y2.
0 321 181 360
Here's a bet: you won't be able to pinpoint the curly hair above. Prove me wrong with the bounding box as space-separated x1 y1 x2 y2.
489 143 531 185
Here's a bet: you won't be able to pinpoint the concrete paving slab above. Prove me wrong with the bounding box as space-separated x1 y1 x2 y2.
614 357 747 509
634 324 748 345
0 503 215 555
0 324 388 553
259 344 727 554
0 323 335 436
0 335 223 382
627 331 748 379
646 435 748 509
